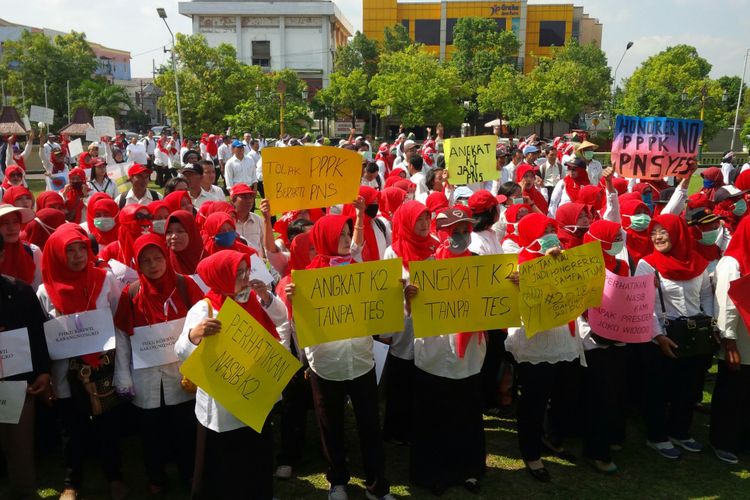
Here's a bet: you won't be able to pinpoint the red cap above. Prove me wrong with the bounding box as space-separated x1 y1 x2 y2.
128 163 152 177
91 157 106 168
495 194 508 205
467 189 498 215
230 183 256 199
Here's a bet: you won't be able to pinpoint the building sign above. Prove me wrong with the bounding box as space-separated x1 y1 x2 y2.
489 3 521 17
334 120 365 136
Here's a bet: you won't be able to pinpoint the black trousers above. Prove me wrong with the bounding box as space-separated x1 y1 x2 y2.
138 401 196 488
192 422 273 500
382 353 415 443
581 347 627 461
309 368 389 497
515 360 578 462
277 367 313 466
479 330 507 410
57 398 123 490
710 361 750 452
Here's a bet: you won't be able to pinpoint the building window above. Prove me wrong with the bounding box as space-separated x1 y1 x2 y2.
446 18 457 45
494 18 507 32
414 19 440 45
539 21 566 47
252 41 271 67
401 19 409 31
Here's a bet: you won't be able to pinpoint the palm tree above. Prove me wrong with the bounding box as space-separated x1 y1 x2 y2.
73 79 132 120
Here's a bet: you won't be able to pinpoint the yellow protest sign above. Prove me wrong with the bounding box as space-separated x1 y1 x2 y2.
410 254 521 337
263 145 362 212
518 241 606 337
292 259 405 348
444 135 497 185
180 298 301 433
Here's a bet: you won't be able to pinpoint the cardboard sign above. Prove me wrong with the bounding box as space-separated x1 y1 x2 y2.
410 254 521 337
180 298 301 432
250 254 274 286
444 135 496 185
0 328 33 378
48 172 68 192
587 271 654 343
22 115 31 132
93 116 116 139
29 105 54 125
728 274 750 331
106 162 133 195
131 318 185 370
262 145 362 212
43 309 116 360
519 242 606 337
611 115 704 179
68 138 84 158
108 259 138 293
291 259 405 348
0 381 27 424
85 127 100 142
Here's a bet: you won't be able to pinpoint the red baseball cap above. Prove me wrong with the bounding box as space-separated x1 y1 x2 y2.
128 163 152 177
467 189 498 215
230 183 256 199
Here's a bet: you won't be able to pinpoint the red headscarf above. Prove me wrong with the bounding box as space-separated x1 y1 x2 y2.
621 199 653 266
65 167 87 223
196 250 279 339
164 190 192 214
425 191 449 235
502 203 532 246
699 167 725 201
208 201 236 219
563 165 590 202
393 179 416 194
724 216 750 274
202 212 256 257
86 194 119 246
380 187 408 222
166 211 204 274
0 210 35 284
713 197 745 235
584 220 629 276
1 165 24 189
24 208 67 250
517 213 557 265
555 203 588 249
273 209 324 247
391 201 434 269
2 185 34 208
36 191 65 211
206 135 219 157
149 200 171 220
288 231 313 274
103 205 152 267
515 164 548 214
196 201 215 230
578 185 604 214
342 186 380 262
307 215 353 269
610 177 629 196
643 214 708 281
114 233 203 335
734 170 750 192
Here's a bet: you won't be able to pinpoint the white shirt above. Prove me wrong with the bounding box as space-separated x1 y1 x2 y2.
740 162 750 174
126 142 148 165
87 177 117 199
37 273 120 399
505 323 582 365
217 143 233 164
175 295 288 432
191 186 225 209
114 188 162 207
469 229 504 256
235 212 266 258
224 155 257 189
721 161 734 184
714 256 750 364
379 247 415 361
410 171 429 202
539 160 563 187
414 331 487 379
248 149 262 181
501 160 520 185
547 178 572 218
141 136 156 155
154 144 173 167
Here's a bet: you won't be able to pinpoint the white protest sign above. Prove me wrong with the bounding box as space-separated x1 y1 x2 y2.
48 172 68 192
68 138 84 158
250 254 274 286
373 340 389 385
29 105 54 125
0 381 27 424
85 127 100 143
43 308 116 360
106 161 133 195
108 259 138 293
131 318 184 370
191 274 210 294
0 328 32 378
93 116 116 138
22 115 32 132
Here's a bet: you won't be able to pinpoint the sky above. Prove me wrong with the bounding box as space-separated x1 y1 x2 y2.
5 0 750 86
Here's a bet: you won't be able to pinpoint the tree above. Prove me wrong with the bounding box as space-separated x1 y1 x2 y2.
1 30 97 127
334 32 379 79
72 79 132 120
314 69 370 127
477 65 532 127
620 45 728 140
451 17 520 90
382 24 412 54
370 46 467 128
717 75 745 114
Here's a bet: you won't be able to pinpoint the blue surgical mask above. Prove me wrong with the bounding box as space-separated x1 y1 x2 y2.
536 233 561 253
733 199 747 216
703 179 715 189
629 213 651 231
699 229 720 246
214 231 238 247
605 240 625 256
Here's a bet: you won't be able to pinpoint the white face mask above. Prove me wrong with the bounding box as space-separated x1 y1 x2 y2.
235 287 251 303
605 240 625 256
152 219 167 235
93 217 116 232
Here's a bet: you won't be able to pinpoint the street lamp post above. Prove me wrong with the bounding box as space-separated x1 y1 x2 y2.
730 48 750 152
681 83 729 161
277 81 287 138
157 8 183 145
611 41 634 121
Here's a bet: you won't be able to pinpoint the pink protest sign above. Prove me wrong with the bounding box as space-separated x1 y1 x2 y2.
587 270 654 343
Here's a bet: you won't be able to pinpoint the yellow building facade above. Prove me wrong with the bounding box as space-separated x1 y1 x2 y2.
363 0 602 73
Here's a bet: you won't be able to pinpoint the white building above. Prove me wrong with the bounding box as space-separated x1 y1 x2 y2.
178 0 353 91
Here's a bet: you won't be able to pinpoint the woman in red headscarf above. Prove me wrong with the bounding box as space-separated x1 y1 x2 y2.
86 195 120 246
2 185 34 209
578 185 605 217
515 164 548 215
1 164 26 191
149 200 171 236
555 203 591 250
548 158 590 217
36 191 66 211
342 186 388 261
501 203 532 254
380 187 407 222
621 198 653 270
424 191 449 238
163 190 193 214
23 208 67 250
63 167 89 223
710 216 750 464
114 234 203 494
699 166 725 201
36 224 124 499
201 212 256 257
284 201 394 500
175 250 288 499
504 213 581 482
0 205 41 287
100 205 153 288
165 210 204 276
406 205 487 495
634 214 712 460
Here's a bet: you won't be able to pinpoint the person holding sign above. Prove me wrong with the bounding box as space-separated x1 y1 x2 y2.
113 234 204 495
634 214 713 460
515 164 548 216
100 205 153 271
166 210 205 275
285 203 395 500
621 198 654 269
36 225 125 500
407 206 488 495
505 214 581 482
0 233 52 500
86 195 120 247
342 186 391 262
175 250 288 499
201 212 257 257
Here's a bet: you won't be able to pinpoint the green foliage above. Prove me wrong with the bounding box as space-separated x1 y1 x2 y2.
72 79 132 120
717 75 744 114
620 45 728 140
334 32 379 79
370 46 466 128
0 30 97 127
477 65 531 127
451 17 520 90
382 24 412 54
314 69 370 127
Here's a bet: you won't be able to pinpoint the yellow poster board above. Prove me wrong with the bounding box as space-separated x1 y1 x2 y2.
292 259 405 348
180 298 301 433
263 145 362 212
444 135 497 185
410 254 521 337
518 241 606 337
